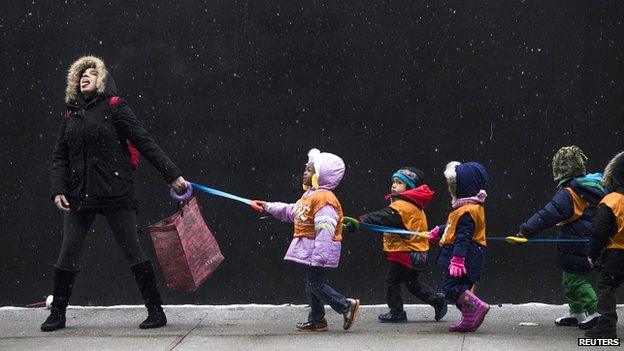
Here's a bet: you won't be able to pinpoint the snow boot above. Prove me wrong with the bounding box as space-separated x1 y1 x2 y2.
431 293 448 322
41 268 78 332
449 290 489 332
585 320 618 339
131 260 167 329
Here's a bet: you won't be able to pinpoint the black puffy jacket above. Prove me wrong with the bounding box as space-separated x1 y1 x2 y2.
51 70 181 210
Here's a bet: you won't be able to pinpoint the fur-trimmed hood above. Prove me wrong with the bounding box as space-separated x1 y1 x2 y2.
603 151 624 192
65 55 111 103
444 161 489 199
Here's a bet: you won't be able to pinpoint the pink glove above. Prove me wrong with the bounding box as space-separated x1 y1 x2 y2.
449 256 467 277
428 226 441 243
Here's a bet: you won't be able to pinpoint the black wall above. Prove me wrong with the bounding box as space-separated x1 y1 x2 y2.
1 1 623 306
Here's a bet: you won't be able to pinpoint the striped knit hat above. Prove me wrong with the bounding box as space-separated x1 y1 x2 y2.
392 167 426 189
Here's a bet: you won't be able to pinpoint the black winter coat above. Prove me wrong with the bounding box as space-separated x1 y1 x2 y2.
50 75 182 210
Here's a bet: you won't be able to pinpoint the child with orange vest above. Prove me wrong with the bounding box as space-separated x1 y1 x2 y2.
251 149 360 332
585 151 624 339
428 161 490 332
344 168 447 323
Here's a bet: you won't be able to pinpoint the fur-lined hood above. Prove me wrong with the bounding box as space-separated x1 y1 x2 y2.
65 55 110 103
444 161 489 198
603 151 624 192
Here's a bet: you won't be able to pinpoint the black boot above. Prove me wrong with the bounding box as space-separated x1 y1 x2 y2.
585 325 618 338
585 315 618 339
430 293 448 322
41 268 78 332
131 260 167 329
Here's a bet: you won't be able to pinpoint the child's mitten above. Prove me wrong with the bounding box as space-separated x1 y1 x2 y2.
428 225 442 243
342 216 360 233
449 256 467 277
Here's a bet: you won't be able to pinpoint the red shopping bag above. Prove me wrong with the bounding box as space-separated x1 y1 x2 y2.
148 197 224 292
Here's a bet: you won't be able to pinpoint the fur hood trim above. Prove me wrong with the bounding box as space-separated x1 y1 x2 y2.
65 55 108 103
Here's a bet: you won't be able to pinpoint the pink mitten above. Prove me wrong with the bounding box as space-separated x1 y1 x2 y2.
449 256 467 277
428 226 441 243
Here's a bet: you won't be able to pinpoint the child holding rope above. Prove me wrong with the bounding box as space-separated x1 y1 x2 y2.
428 161 490 332
515 146 604 329
343 167 447 323
250 148 360 332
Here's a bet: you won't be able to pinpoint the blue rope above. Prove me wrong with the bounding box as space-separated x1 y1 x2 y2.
359 222 429 237
190 182 252 205
184 190 592 245
356 222 590 243
488 237 589 243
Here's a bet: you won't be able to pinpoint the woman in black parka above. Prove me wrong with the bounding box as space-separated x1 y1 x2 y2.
42 55 188 331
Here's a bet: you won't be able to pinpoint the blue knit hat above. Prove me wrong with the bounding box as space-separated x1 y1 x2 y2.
392 167 426 189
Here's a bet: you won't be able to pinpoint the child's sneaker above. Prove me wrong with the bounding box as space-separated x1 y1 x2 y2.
554 311 584 326
296 318 328 332
578 311 600 330
342 298 360 330
378 310 407 323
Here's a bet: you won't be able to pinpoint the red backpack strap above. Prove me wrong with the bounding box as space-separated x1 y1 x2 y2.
108 96 121 107
108 96 141 169
126 140 141 169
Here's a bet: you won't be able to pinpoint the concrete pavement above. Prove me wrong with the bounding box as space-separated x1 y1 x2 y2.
0 304 621 350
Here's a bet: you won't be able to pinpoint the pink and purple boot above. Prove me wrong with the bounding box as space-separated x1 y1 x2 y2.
449 290 490 332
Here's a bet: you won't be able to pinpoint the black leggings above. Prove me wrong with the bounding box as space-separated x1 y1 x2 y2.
55 207 148 271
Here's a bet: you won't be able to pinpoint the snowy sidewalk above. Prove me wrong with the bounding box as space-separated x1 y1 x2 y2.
0 304 619 350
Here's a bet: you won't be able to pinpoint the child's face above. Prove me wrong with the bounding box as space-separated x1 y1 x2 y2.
302 162 315 186
391 178 407 194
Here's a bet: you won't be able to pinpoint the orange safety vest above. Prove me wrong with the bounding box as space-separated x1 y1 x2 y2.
383 199 429 252
600 192 624 250
556 187 591 226
439 203 487 247
293 189 343 241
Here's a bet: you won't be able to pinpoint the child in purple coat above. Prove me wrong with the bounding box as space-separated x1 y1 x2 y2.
251 148 360 332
